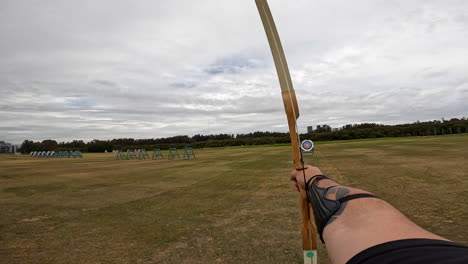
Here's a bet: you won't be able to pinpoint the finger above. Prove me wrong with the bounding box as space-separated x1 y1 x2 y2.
291 181 300 192
289 169 299 181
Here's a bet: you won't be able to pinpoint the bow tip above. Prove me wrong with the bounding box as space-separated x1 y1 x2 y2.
303 249 318 264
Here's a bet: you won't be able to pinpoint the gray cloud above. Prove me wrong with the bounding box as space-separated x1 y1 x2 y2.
1 0 467 144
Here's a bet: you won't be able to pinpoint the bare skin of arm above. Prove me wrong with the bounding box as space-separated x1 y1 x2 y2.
290 166 448 264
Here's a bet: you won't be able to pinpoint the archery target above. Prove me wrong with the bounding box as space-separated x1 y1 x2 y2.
301 140 314 152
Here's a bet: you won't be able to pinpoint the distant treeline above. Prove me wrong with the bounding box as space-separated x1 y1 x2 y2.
19 117 468 153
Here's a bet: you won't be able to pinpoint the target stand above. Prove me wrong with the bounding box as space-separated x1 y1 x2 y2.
182 147 196 160
116 150 129 160
301 140 315 157
152 149 164 160
138 149 150 160
168 148 180 160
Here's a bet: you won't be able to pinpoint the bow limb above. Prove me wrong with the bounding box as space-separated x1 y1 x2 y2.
255 0 318 263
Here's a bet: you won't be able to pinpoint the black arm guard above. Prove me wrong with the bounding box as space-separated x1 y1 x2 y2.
305 175 377 243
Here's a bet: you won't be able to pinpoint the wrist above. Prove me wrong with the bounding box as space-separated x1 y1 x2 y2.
305 175 340 190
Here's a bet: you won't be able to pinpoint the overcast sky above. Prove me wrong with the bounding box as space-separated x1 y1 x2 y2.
1 0 467 144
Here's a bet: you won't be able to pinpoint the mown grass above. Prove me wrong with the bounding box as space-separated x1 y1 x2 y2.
0 134 467 264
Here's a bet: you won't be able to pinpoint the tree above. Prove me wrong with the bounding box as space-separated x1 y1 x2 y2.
87 140 113 153
20 140 36 153
41 139 57 150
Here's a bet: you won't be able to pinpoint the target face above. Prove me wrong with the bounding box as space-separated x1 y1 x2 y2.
301 140 314 152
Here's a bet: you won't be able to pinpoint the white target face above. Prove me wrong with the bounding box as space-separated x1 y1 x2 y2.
301 140 314 152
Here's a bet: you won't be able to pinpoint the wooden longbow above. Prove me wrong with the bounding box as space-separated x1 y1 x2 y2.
254 0 318 263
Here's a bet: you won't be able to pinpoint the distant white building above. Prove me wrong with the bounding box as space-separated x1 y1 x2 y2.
0 141 16 153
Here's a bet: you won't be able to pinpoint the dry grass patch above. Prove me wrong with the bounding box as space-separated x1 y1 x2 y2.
0 136 467 263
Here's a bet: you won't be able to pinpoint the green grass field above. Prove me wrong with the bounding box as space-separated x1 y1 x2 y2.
1 135 467 264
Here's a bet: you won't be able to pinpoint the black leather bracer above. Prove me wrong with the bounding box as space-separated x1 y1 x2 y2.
305 175 377 243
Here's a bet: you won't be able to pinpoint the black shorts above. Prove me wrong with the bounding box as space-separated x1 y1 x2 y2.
347 239 468 264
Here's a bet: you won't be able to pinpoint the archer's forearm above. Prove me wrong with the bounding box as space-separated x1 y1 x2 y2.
305 177 448 264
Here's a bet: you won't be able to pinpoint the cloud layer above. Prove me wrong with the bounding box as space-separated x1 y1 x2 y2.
1 0 467 144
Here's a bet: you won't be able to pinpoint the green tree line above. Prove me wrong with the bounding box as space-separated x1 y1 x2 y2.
19 117 468 153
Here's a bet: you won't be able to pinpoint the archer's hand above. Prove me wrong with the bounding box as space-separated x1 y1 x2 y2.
289 165 323 192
